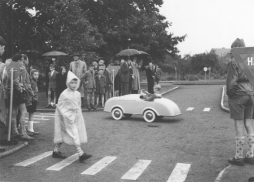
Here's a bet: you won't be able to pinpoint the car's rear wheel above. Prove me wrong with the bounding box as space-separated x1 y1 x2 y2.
124 114 132 118
143 110 156 123
111 108 123 120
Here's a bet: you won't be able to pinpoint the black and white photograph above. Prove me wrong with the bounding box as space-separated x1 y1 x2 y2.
1 0 254 181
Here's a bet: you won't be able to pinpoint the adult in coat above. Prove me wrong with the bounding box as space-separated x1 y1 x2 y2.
130 56 141 94
56 66 67 101
0 36 6 127
120 58 132 96
70 53 87 104
144 62 155 94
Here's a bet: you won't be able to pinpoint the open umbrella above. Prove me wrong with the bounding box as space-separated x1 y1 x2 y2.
116 49 140 57
42 51 68 57
138 50 149 55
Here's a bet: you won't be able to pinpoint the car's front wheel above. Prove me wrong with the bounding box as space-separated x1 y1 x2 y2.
111 108 123 120
143 110 156 123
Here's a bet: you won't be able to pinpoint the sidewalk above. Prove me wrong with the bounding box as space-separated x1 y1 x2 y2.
0 84 179 159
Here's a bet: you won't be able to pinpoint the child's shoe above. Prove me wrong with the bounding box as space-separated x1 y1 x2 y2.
52 151 66 159
46 104 51 108
79 153 92 162
20 134 34 141
244 157 254 165
228 157 245 166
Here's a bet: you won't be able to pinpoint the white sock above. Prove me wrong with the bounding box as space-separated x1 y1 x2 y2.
76 145 84 156
28 121 34 132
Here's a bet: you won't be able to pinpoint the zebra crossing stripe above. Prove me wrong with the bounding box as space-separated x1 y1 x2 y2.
203 108 210 112
121 160 151 180
186 107 194 111
34 115 54 118
81 156 117 175
167 163 191 182
25 118 49 121
15 151 52 167
46 153 79 171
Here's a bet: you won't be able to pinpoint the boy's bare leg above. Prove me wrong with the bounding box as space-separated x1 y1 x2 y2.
19 103 33 140
101 95 104 107
27 112 39 134
47 91 51 107
53 92 57 105
91 92 96 109
96 94 99 107
87 92 91 110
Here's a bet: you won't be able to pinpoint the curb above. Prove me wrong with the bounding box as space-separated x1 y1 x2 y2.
161 86 179 95
221 86 229 112
0 141 28 159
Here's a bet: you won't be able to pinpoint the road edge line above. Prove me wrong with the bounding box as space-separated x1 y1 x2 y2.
214 165 231 182
221 86 229 112
0 141 29 159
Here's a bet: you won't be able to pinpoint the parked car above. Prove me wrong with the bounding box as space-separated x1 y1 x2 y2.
104 94 181 122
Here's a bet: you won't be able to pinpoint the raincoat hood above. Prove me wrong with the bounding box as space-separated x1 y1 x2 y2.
231 38 245 48
66 71 80 90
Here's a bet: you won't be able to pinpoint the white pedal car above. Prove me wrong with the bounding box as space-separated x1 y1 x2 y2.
104 94 181 122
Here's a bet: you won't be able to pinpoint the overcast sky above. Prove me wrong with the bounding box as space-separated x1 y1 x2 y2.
159 0 254 56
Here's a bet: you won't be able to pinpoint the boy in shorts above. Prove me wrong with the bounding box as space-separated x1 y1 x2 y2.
47 64 58 108
82 65 96 110
226 38 254 166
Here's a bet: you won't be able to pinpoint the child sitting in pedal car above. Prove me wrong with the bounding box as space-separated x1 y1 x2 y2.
140 84 161 101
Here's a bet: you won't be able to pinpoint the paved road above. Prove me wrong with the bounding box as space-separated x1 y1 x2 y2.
0 85 252 182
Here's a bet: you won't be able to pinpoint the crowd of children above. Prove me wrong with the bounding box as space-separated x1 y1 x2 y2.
45 55 112 110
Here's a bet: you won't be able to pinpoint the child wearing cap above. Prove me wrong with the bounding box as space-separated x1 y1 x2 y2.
227 38 254 166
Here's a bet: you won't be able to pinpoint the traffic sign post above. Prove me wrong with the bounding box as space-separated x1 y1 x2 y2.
203 67 207 83
208 67 211 80
6 62 20 143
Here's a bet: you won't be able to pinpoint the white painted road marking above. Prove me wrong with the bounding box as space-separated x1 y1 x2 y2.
46 154 79 171
203 108 210 112
186 107 194 111
121 160 151 180
15 151 52 167
81 156 117 175
167 163 191 182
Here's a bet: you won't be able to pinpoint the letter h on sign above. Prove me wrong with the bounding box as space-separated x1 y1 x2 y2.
248 57 253 66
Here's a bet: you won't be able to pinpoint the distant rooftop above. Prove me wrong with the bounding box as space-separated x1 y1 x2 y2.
210 48 230 57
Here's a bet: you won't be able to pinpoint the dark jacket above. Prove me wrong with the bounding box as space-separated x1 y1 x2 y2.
83 70 96 89
120 62 131 83
95 75 106 94
226 59 253 98
56 73 67 94
48 70 58 90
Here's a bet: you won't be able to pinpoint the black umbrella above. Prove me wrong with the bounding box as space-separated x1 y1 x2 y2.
116 49 140 57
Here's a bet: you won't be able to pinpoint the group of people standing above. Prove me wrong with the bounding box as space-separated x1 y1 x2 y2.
0 36 40 142
114 56 162 96
45 53 112 110
45 53 162 110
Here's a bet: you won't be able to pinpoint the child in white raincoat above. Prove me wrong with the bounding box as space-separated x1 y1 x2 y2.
52 71 92 162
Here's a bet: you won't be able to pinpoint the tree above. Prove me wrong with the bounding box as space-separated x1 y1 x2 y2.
0 0 105 63
190 52 219 74
80 0 185 63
